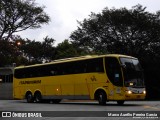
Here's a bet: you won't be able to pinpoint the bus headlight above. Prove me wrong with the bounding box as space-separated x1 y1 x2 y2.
143 90 146 94
126 90 132 94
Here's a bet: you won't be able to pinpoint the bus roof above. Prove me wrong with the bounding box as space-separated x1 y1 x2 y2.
15 54 136 69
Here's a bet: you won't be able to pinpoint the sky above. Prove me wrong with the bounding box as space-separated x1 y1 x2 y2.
16 0 160 45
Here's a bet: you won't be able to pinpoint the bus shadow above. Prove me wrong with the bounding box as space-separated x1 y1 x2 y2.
59 102 143 107
17 100 144 107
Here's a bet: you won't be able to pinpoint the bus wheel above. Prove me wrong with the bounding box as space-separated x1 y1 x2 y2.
117 100 125 105
34 92 42 103
52 99 61 104
26 92 33 103
97 91 107 105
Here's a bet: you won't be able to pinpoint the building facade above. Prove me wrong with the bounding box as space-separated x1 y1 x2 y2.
0 67 14 99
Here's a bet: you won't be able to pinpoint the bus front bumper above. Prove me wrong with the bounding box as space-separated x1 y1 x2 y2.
124 93 146 100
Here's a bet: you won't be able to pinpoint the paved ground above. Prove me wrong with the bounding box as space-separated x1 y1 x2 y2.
0 100 160 120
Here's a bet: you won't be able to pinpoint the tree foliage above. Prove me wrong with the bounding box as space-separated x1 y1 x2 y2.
0 0 50 40
41 36 55 62
19 36 56 64
0 37 83 66
0 35 25 66
70 4 160 58
55 40 79 59
0 36 56 66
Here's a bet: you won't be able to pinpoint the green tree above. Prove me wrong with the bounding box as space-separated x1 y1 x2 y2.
0 0 50 40
0 35 28 66
18 36 56 64
41 36 55 62
20 39 42 64
55 40 79 59
0 39 14 66
70 5 160 57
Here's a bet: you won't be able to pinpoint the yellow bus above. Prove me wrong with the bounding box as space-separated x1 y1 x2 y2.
13 54 146 105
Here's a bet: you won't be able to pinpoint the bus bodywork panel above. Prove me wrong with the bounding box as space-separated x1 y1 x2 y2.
13 73 108 100
13 74 145 101
13 54 146 104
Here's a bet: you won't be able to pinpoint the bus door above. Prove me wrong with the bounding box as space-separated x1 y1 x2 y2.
105 57 123 100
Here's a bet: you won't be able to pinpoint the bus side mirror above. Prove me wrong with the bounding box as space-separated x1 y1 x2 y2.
120 64 126 69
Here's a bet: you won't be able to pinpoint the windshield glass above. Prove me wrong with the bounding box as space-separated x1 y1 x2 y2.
120 57 145 88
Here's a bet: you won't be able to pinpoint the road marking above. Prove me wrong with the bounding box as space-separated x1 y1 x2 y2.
144 105 160 110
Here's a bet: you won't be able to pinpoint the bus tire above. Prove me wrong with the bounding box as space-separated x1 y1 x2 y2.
97 91 107 105
26 92 33 103
52 99 61 104
34 92 42 103
117 100 125 105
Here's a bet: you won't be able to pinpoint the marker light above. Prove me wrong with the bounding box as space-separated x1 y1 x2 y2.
129 83 133 86
127 90 132 94
143 90 146 94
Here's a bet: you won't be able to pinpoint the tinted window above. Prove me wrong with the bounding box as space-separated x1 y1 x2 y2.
105 57 123 86
120 57 144 87
14 58 104 79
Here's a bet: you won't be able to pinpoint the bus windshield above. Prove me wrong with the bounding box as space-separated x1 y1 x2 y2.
120 57 145 88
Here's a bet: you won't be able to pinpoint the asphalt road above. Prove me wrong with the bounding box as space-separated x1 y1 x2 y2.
0 100 160 120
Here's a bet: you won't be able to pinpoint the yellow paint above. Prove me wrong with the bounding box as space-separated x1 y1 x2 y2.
13 54 146 102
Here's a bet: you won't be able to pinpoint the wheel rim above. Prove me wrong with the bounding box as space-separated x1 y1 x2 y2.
99 94 103 102
27 94 32 102
35 93 41 102
97 92 106 105
35 96 39 102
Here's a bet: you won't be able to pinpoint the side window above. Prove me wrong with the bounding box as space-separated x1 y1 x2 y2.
105 57 123 86
86 58 104 73
74 61 87 74
15 69 25 78
14 58 105 78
